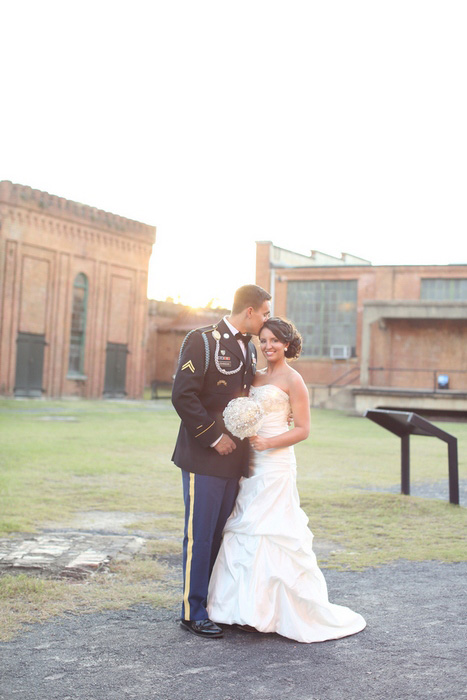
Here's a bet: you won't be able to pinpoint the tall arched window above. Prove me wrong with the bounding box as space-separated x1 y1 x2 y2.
68 273 88 376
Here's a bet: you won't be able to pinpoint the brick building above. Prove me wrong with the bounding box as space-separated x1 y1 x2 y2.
146 300 229 392
0 182 155 398
256 241 467 412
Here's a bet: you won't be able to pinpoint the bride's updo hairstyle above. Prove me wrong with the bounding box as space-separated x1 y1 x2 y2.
260 317 302 360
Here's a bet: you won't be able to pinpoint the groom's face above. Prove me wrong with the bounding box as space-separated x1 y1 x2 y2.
245 300 271 336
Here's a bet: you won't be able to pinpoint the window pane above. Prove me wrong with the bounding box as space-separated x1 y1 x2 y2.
68 274 88 374
421 278 467 301
286 280 358 357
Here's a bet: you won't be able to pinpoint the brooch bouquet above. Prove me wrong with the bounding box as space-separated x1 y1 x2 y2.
223 397 264 439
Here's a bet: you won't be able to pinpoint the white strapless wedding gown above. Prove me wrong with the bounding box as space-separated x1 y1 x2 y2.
207 384 366 643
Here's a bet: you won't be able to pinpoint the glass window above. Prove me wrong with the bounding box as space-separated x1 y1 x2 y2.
421 278 467 301
286 280 358 357
68 273 88 375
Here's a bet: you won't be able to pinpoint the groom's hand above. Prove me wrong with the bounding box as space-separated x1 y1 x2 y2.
213 434 236 455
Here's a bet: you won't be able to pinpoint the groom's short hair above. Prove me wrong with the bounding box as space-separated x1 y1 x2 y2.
232 285 271 314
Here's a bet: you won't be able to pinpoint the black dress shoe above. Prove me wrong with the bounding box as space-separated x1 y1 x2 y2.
180 618 224 638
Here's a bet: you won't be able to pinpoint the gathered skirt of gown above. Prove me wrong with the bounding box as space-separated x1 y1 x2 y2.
207 384 366 643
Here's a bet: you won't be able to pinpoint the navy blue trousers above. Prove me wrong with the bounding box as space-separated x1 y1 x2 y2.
181 469 239 621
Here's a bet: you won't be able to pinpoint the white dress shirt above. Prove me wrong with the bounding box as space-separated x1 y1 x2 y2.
210 317 247 447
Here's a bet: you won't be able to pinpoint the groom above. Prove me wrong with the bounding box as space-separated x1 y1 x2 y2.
171 284 271 638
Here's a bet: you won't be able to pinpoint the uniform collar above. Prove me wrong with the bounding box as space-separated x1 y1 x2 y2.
223 316 242 336
222 317 253 366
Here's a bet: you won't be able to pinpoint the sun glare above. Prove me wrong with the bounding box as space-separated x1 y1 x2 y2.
147 241 257 310
147 253 233 309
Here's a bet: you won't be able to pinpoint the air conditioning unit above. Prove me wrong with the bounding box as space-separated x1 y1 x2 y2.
330 345 351 359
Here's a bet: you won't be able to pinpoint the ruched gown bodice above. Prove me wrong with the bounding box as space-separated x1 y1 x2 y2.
207 384 366 643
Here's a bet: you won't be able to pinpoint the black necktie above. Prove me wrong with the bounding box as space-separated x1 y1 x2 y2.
235 332 252 346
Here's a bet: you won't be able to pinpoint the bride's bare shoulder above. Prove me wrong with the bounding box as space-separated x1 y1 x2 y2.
252 368 268 387
285 366 308 392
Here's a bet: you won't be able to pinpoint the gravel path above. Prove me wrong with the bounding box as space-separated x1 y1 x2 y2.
365 479 467 504
1 560 465 700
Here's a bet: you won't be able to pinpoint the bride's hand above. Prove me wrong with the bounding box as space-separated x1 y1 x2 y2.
249 435 270 451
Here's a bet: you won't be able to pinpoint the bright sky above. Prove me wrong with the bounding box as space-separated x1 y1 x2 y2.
2 1 466 308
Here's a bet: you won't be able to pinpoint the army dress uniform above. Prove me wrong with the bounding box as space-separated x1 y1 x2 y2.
171 318 257 622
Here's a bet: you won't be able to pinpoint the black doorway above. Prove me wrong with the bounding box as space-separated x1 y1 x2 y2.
14 332 46 397
103 342 128 397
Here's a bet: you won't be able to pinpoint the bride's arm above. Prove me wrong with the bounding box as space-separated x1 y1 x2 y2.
250 374 310 451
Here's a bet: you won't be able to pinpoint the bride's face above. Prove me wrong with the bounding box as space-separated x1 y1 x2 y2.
259 327 288 362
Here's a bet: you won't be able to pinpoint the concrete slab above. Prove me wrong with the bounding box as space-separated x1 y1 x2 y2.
0 532 145 579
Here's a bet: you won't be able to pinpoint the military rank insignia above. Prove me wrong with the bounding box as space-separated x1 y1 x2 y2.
181 360 195 373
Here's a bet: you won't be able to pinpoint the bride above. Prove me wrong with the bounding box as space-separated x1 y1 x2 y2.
207 317 366 643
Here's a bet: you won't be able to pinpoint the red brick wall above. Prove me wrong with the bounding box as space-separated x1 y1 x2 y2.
370 319 467 390
19 255 49 334
108 273 133 345
255 241 272 293
153 331 185 384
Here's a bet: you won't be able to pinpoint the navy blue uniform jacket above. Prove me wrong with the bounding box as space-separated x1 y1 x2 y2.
171 318 257 478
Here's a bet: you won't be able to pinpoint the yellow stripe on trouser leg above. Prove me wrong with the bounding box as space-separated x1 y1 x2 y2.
183 472 195 619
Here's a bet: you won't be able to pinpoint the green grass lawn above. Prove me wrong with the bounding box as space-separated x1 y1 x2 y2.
0 400 184 534
0 398 466 639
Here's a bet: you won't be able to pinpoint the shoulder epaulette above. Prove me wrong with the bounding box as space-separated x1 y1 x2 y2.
177 329 196 367
196 324 218 333
177 325 218 374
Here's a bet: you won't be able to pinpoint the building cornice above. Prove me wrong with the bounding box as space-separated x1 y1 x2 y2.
0 181 156 246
